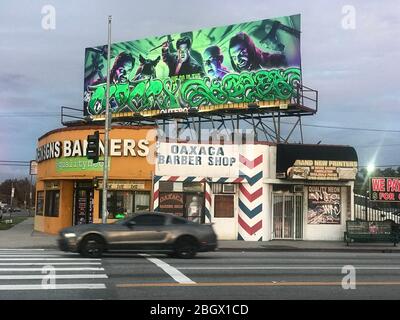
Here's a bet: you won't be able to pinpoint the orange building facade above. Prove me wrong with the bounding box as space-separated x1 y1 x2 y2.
34 125 156 234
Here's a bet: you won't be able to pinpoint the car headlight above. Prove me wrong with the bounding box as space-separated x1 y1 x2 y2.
63 233 77 238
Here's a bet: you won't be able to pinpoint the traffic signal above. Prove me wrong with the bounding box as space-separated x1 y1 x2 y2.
87 131 100 163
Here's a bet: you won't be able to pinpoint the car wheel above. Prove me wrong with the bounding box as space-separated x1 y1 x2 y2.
80 235 105 258
174 237 198 259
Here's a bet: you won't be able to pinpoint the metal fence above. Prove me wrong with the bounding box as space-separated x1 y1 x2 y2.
354 194 400 223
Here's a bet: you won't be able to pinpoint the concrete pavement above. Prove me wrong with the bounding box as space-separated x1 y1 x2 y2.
1 217 400 252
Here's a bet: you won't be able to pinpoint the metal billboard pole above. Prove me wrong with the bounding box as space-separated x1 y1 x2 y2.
102 15 112 224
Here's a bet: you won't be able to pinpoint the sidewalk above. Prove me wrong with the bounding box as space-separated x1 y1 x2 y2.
0 218 57 249
1 218 400 252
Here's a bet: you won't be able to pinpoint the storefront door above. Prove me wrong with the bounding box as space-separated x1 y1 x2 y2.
74 182 94 225
272 193 303 239
184 193 204 223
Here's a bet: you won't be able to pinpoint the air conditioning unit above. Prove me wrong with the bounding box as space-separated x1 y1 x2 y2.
294 185 304 193
276 172 286 179
222 184 235 193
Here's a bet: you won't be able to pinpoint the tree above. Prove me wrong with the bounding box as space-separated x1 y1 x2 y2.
0 178 36 208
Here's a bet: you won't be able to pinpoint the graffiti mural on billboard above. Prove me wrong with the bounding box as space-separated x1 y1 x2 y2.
84 14 301 118
307 186 341 224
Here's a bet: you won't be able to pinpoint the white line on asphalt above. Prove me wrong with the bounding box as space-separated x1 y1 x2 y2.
0 255 72 257
0 258 101 261
0 249 46 251
177 266 400 270
0 274 108 280
0 267 104 271
0 284 106 290
0 262 102 266
140 254 196 284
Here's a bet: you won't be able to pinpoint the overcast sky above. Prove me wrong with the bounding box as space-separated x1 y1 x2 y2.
0 0 399 181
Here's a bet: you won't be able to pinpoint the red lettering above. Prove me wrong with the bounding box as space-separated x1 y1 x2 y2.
379 192 395 201
372 178 385 192
386 179 400 192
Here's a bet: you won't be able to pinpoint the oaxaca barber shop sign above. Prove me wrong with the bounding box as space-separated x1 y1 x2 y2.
370 177 400 202
156 143 239 178
84 14 301 119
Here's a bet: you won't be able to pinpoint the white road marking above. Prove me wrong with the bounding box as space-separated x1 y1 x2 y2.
140 254 195 284
0 284 106 290
0 258 101 261
0 267 104 272
0 274 108 280
0 255 73 257
0 262 101 266
177 266 400 270
0 249 46 251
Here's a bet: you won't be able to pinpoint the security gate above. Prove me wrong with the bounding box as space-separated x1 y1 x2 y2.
272 193 303 239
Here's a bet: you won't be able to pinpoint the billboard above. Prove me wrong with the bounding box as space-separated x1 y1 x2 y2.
370 177 400 202
84 14 301 119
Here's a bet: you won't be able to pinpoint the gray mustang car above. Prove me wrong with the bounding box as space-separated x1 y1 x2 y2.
58 212 217 258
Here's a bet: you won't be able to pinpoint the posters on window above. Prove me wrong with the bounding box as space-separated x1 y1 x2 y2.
307 186 341 224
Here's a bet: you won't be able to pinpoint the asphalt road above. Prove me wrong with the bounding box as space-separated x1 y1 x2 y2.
0 249 400 301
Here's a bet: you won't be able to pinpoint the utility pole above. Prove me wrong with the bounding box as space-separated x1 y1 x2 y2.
101 15 112 224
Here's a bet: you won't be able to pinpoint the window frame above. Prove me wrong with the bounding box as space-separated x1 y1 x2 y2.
44 190 60 217
36 191 44 216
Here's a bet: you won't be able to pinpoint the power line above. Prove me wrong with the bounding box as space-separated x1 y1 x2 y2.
271 120 400 133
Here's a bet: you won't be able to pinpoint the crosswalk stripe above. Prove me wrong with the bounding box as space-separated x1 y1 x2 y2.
0 267 104 272
0 249 46 251
0 255 76 257
0 274 108 280
0 258 101 261
0 262 101 266
0 250 108 291
0 284 106 290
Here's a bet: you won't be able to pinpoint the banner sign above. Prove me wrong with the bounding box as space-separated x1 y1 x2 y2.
156 143 240 178
56 157 110 173
370 177 400 202
276 144 358 181
287 160 357 181
307 186 341 224
84 14 301 119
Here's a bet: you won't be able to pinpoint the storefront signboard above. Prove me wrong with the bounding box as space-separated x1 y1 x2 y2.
56 157 110 173
156 142 240 178
307 186 341 224
276 144 358 181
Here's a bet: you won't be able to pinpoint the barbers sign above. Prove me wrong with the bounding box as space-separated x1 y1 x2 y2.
156 143 239 178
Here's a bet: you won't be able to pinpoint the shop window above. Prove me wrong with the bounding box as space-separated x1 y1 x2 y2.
36 191 44 216
214 195 234 218
183 182 204 192
135 192 150 212
159 192 184 217
44 190 60 217
159 181 183 192
100 191 150 219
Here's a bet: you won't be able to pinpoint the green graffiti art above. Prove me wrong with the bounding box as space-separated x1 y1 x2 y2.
84 14 301 118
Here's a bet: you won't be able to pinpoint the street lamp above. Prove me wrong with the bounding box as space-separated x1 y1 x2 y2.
367 163 375 174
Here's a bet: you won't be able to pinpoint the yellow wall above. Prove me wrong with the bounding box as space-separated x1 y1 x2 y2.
35 126 156 234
